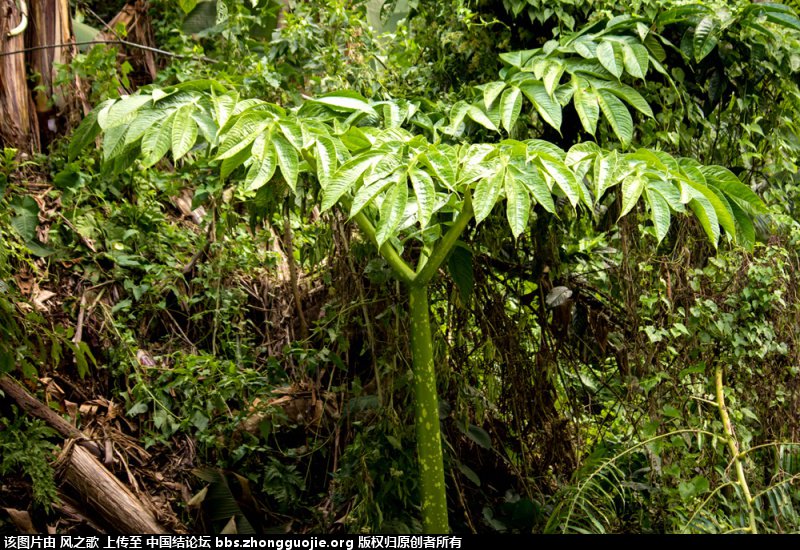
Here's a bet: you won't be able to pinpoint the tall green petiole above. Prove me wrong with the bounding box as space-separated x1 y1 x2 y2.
354 195 474 533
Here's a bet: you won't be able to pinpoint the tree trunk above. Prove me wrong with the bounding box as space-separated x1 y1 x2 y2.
0 0 38 152
28 0 73 148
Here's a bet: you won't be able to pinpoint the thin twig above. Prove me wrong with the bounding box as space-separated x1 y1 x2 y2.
0 39 218 63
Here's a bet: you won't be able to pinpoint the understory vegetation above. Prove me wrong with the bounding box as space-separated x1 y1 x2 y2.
1 0 800 534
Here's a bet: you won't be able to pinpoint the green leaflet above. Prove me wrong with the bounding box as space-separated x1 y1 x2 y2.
728 198 756 250
100 94 152 129
596 41 623 79
410 167 436 229
619 173 645 218
364 153 402 187
572 76 599 135
500 86 522 134
643 33 666 62
591 79 653 118
375 178 408 246
593 150 621 198
621 42 648 79
645 187 671 243
350 170 402 219
467 105 499 131
422 147 457 190
573 38 597 59
141 112 176 168
447 101 471 134
519 80 562 131
273 134 300 192
543 61 565 97
192 111 218 145
473 164 505 224
68 109 101 161
381 102 402 128
314 137 339 188
499 49 538 69
687 193 720 247
596 89 633 144
340 126 373 152
312 90 378 117
220 145 252 180
707 186 738 243
103 124 129 162
482 81 507 109
216 110 272 160
693 16 719 62
244 136 277 192
682 178 735 245
538 155 586 208
510 163 555 213
321 151 383 211
700 165 767 214
212 93 237 130
279 120 304 151
171 105 199 160
504 172 531 239
647 179 684 212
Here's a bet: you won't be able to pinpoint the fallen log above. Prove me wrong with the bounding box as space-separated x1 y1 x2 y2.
58 443 167 533
0 375 168 533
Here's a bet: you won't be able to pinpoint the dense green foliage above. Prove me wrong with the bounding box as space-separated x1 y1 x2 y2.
2 0 800 535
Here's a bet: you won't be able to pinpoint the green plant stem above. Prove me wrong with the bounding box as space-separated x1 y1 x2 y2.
353 197 474 532
415 193 473 286
715 364 757 534
352 210 415 284
408 284 448 533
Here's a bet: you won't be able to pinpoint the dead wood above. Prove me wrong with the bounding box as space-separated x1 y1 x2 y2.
0 0 38 151
0 376 168 534
58 443 167 533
